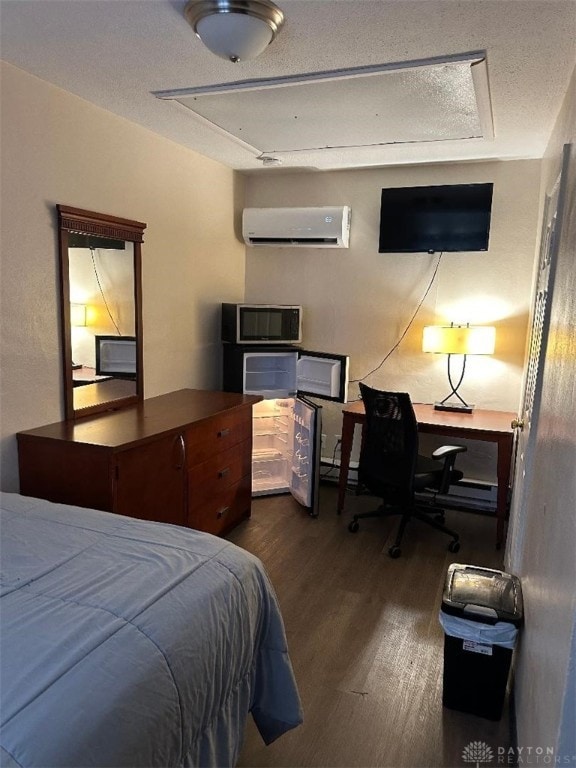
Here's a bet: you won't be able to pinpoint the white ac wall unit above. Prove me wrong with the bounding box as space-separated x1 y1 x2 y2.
243 206 351 248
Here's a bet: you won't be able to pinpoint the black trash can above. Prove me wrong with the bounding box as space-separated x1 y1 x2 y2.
440 563 523 721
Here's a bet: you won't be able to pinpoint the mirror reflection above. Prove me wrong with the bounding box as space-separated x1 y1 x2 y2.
68 238 137 412
57 205 145 420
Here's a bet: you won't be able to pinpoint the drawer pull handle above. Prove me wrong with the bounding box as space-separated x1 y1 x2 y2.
217 506 230 520
218 428 231 438
174 434 186 469
218 467 230 479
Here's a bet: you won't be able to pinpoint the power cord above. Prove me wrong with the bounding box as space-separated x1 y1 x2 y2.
349 252 443 395
90 247 122 336
320 437 342 480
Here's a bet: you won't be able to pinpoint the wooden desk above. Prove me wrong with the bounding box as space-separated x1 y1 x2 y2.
337 401 516 549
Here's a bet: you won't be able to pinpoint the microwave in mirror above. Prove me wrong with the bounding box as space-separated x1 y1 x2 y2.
221 304 302 344
95 336 137 377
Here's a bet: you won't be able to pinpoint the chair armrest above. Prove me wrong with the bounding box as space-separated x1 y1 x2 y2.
432 445 467 460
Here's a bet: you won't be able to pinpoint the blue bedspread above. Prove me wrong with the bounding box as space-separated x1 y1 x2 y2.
0 493 302 767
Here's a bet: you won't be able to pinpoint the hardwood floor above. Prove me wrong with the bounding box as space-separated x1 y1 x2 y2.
228 485 513 768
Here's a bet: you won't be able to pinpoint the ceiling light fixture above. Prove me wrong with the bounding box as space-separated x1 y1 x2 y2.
184 0 285 63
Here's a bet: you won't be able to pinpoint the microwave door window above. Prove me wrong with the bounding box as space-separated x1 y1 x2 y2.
241 309 283 340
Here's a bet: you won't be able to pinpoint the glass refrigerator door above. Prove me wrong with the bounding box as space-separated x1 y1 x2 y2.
290 396 322 516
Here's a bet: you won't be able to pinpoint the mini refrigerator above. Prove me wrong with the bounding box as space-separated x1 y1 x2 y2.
222 344 349 516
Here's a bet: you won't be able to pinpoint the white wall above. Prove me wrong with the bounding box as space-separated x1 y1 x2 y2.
243 160 541 480
513 67 576 762
0 62 246 491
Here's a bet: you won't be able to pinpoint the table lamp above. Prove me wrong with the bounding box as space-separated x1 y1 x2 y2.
422 324 496 413
70 303 88 370
70 303 87 327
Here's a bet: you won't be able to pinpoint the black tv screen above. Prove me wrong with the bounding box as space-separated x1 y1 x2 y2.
378 183 493 253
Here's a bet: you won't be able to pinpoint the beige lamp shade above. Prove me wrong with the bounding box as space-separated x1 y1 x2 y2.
70 303 87 327
422 325 496 355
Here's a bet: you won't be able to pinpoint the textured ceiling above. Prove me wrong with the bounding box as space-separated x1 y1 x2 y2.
1 0 575 172
156 55 491 155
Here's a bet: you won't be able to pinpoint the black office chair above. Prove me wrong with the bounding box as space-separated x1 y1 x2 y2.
348 384 467 558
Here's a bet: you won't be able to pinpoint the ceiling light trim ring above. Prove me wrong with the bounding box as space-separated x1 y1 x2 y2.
184 0 285 38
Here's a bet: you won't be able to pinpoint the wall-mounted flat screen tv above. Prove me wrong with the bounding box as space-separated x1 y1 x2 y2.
378 183 493 253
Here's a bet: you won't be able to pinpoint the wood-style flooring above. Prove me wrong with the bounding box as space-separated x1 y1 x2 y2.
227 485 512 768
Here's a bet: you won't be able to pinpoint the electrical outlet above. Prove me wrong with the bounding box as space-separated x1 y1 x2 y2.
321 433 327 450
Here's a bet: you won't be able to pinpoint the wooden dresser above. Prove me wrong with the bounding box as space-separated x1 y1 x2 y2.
17 389 262 537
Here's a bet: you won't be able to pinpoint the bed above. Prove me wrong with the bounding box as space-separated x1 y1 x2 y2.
0 492 302 768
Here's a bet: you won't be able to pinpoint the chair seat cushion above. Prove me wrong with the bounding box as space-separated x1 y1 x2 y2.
416 453 442 473
415 454 464 491
414 454 443 490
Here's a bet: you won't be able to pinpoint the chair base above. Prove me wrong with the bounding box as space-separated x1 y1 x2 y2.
348 503 460 558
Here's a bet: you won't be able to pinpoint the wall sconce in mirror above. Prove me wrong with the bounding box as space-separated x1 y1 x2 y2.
184 0 285 63
70 303 87 327
423 324 496 413
70 303 88 370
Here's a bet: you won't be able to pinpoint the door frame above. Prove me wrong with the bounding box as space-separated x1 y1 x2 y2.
505 144 571 573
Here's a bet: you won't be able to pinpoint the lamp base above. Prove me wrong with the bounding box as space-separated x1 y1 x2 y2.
434 401 474 414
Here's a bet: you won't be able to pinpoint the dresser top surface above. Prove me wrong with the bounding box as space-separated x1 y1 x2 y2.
18 389 262 448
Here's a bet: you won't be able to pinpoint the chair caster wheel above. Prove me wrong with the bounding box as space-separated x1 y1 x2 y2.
448 540 460 553
388 546 401 559
348 520 360 533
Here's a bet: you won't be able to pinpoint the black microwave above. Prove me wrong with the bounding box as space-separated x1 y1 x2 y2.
221 303 302 345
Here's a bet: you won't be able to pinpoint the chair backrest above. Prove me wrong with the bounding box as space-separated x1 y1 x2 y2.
358 384 419 500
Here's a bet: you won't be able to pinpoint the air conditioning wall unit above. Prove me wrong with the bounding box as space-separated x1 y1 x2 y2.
242 206 351 248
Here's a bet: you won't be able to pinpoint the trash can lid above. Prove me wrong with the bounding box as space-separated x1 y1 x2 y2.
441 563 523 625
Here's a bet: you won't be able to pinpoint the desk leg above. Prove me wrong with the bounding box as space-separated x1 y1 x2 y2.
496 434 514 549
337 414 356 515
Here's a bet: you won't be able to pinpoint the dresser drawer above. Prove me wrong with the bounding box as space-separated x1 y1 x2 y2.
188 441 251 510
188 475 251 536
185 407 252 466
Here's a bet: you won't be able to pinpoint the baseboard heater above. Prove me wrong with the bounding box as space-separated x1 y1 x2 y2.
320 460 496 514
429 479 497 514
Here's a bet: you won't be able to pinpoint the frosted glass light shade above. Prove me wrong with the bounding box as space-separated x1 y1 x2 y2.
196 14 273 60
185 0 284 62
422 325 496 355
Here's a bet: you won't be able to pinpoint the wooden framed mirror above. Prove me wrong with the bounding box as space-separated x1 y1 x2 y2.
57 205 146 420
